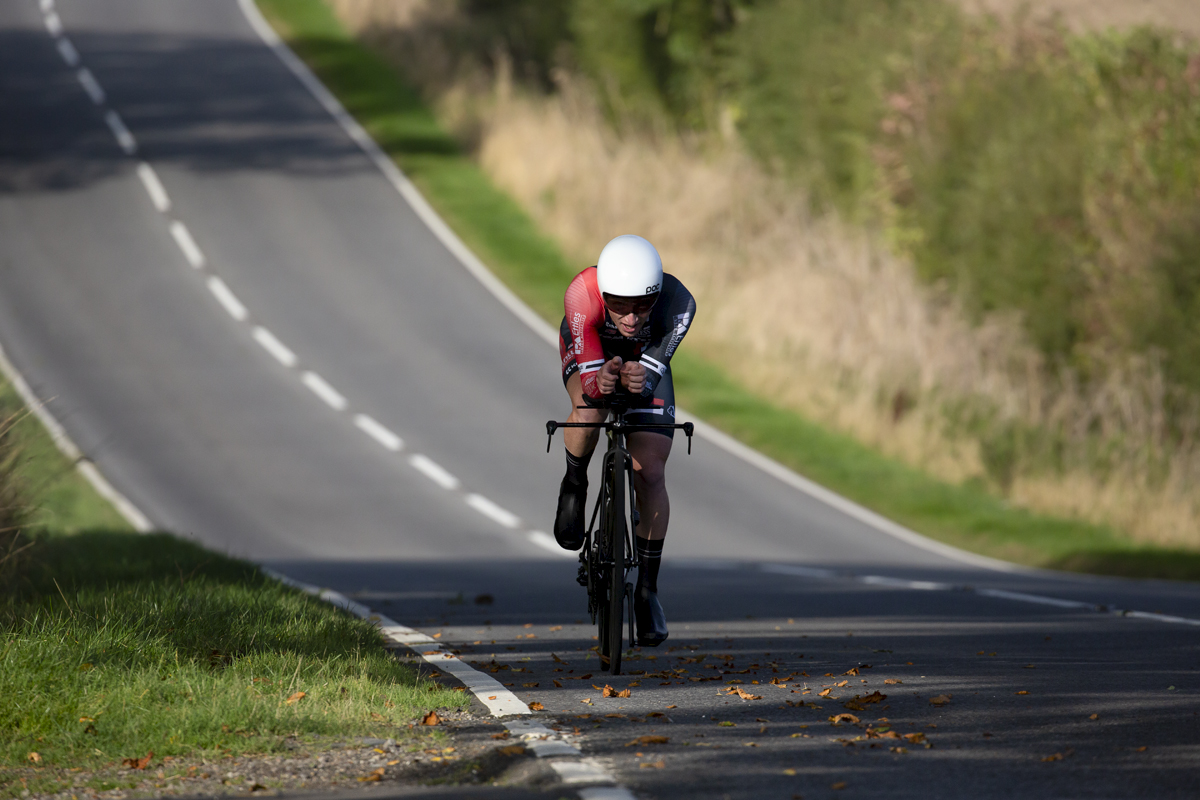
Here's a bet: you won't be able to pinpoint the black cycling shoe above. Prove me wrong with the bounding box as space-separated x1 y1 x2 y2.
553 477 587 551
634 588 669 647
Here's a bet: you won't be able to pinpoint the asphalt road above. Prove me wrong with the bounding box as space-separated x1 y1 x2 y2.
1 1 1198 797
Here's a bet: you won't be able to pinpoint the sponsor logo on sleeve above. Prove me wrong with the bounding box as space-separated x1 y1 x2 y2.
571 311 587 355
663 311 691 359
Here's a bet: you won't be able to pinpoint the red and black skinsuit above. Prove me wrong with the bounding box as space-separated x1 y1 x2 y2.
559 266 696 435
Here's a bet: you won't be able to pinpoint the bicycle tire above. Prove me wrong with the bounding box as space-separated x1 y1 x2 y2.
597 448 628 671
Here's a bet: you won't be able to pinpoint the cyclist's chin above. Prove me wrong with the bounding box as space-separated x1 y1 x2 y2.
618 323 642 337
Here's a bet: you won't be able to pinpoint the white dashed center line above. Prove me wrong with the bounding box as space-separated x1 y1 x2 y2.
44 10 62 36
56 37 79 67
206 276 248 322
301 371 348 411
40 0 55 12
353 413 403 452
465 493 520 529
251 326 297 367
136 162 170 212
104 110 137 155
76 67 104 104
168 220 205 268
408 454 460 490
528 529 574 557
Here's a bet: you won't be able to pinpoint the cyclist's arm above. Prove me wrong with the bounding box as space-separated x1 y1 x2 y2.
564 269 610 398
637 276 696 395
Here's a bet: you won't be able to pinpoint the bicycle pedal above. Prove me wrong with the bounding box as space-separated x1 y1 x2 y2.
576 560 588 587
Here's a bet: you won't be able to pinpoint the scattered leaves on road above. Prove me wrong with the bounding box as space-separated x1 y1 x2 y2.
528 702 545 711
122 752 153 770
420 711 441 726
929 695 951 706
829 714 860 726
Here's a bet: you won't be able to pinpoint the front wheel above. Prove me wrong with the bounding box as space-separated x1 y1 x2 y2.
597 451 627 675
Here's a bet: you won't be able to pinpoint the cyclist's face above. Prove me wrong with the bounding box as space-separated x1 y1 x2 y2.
604 293 658 336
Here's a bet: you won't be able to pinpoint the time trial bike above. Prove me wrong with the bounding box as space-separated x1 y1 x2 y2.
546 393 693 675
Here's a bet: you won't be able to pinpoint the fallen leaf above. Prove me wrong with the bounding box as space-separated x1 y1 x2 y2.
818 688 832 697
718 721 736 727
432 632 442 639
783 768 797 776
1135 746 1148 753
488 695 498 700
491 732 510 740
883 679 902 685
497 745 526 756
1089 714 1099 721
387 760 400 766
639 761 665 769
844 668 859 676
420 711 441 726
552 653 567 664
666 705 677 709
122 751 154 770
284 691 306 705
1015 691 1029 696
27 752 41 764
829 713 860 725
523 682 539 687
832 781 848 790
929 695 951 706
529 702 545 711
903 732 926 743
835 680 849 688
627 735 669 746
358 768 385 783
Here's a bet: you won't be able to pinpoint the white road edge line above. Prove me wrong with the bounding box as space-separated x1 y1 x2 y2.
40 0 55 12
207 276 249 322
300 371 347 411
168 220 205 268
104 110 137 155
0 342 151 532
76 67 104 105
259 569 532 717
465 493 520 529
232 0 1023 580
136 162 171 212
252 326 297 367
408 454 460 490
56 37 79 67
44 10 62 37
354 413 403 452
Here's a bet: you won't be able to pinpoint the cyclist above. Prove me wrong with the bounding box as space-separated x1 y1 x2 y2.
554 234 695 646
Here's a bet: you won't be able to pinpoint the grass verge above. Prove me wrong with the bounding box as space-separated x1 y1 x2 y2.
0 381 461 785
252 0 1200 581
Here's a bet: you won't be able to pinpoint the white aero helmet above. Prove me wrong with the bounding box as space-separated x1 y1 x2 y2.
596 234 663 297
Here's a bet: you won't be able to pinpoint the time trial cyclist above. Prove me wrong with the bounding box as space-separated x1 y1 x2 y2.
553 234 696 646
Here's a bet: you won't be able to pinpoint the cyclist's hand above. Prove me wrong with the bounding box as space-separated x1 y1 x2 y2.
597 357 623 395
620 360 646 394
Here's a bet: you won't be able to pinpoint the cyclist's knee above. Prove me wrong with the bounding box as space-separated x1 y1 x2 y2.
633 455 667 488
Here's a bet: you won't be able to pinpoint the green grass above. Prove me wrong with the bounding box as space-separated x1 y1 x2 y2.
252 0 1200 581
0 378 461 783
1 532 459 775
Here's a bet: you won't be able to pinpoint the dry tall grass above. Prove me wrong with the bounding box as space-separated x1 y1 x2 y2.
330 0 1200 547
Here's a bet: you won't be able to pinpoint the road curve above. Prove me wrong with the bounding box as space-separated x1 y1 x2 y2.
2 1 1199 797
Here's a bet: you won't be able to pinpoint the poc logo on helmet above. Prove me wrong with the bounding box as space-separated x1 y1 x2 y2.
646 284 660 294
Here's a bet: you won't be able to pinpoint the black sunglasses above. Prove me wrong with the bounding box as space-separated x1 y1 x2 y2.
603 292 659 316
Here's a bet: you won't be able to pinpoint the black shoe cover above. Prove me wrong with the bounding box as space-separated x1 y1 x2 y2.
634 587 669 646
554 477 586 551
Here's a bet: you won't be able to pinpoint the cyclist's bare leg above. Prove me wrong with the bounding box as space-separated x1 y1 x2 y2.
554 374 606 550
629 430 671 644
629 431 672 542
563 373 605 458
